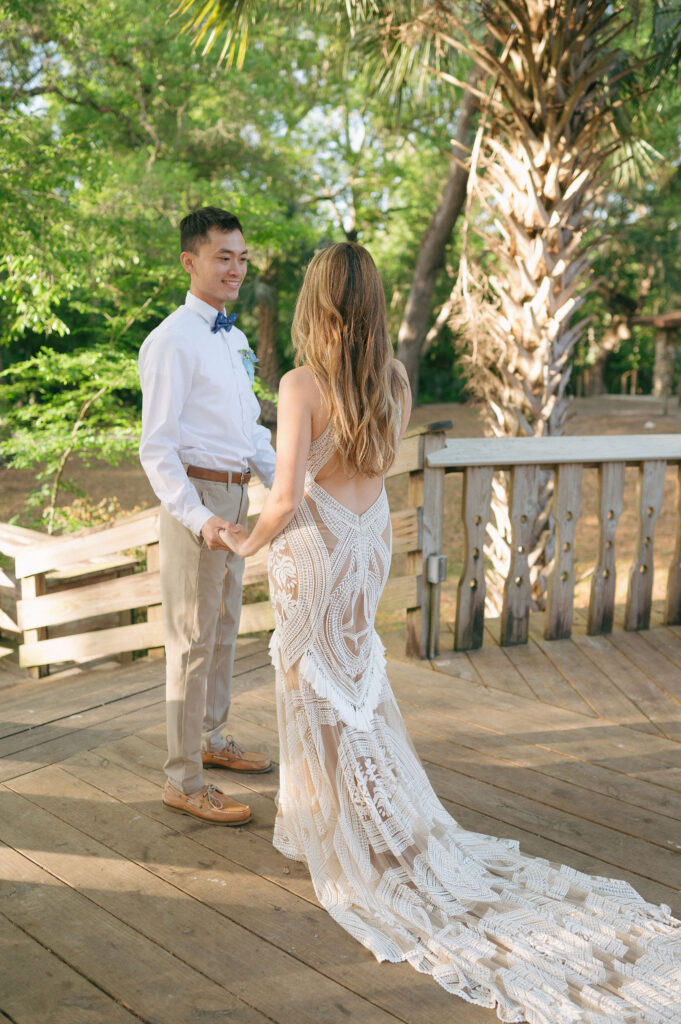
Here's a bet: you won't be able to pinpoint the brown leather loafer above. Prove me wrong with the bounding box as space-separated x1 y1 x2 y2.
202 735 272 774
162 781 251 825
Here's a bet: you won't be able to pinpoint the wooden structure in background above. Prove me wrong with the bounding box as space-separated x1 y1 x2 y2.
4 430 681 675
0 423 447 677
428 434 681 654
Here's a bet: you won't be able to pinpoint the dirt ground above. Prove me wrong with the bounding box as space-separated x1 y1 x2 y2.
2 394 680 626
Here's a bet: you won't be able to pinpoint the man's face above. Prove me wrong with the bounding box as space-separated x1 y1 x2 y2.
181 228 248 310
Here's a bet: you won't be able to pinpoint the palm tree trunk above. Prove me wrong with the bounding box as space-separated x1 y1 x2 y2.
441 0 628 608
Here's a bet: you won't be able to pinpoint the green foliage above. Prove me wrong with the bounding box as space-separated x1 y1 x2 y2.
0 0 459 530
3 0 681 539
573 80 681 394
418 330 470 405
0 346 141 528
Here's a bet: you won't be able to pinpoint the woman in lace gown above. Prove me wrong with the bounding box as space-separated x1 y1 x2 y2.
221 243 681 1024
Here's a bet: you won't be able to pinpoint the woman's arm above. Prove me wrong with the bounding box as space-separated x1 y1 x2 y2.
219 369 314 557
393 359 413 442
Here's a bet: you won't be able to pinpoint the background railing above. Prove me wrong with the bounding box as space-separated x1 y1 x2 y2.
5 430 678 677
426 435 681 656
0 422 448 677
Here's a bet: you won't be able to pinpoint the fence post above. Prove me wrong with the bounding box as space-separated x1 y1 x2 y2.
146 542 164 659
501 465 536 646
665 465 681 626
625 460 666 631
405 426 447 659
544 463 582 640
455 466 493 650
20 574 47 678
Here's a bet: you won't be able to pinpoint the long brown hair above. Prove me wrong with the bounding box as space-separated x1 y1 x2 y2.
292 243 404 476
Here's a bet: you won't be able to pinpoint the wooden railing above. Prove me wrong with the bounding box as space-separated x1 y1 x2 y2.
0 422 448 676
426 434 681 656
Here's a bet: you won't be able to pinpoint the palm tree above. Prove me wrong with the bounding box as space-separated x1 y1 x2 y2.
174 0 680 609
434 0 645 607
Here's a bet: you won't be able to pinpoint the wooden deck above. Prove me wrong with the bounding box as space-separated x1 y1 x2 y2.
2 617 681 1024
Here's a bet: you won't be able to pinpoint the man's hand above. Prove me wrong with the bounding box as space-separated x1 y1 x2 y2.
218 522 251 558
201 516 237 550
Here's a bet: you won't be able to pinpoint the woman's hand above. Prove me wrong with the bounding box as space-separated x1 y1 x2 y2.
218 523 252 558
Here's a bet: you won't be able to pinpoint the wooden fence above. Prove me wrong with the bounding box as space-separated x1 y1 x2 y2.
4 430 680 676
426 434 681 656
0 422 447 677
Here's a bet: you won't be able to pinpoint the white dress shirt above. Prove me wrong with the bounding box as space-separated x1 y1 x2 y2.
138 291 276 535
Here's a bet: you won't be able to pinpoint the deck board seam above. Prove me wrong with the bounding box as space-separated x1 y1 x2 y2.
405 721 681 824
0 683 165 741
570 634 680 738
2 777 408 1024
0 902 153 1024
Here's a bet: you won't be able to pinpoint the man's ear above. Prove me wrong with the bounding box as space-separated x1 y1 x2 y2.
180 251 194 274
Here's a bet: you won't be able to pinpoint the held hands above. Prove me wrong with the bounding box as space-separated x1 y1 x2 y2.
201 516 241 551
217 522 251 557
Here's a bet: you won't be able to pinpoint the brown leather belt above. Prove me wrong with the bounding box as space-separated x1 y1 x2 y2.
187 465 251 486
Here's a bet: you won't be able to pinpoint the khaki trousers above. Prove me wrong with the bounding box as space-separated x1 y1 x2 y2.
160 478 249 794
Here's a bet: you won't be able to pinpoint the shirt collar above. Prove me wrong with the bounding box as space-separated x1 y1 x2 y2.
185 291 224 326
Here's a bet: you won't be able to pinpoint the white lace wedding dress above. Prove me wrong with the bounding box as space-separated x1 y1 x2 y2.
267 423 681 1024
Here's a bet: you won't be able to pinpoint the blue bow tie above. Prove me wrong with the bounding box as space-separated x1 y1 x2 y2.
212 311 237 333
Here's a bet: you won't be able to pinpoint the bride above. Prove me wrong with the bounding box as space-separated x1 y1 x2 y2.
220 242 680 1023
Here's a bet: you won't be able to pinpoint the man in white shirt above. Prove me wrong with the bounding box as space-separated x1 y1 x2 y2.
139 207 275 825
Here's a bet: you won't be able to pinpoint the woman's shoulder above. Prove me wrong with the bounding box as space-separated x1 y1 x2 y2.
278 366 323 408
392 358 410 390
280 364 316 388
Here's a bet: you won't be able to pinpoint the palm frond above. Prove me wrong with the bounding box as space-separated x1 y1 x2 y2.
172 0 254 67
650 0 681 74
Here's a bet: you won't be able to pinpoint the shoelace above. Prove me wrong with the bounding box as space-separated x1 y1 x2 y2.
225 734 245 757
205 784 224 809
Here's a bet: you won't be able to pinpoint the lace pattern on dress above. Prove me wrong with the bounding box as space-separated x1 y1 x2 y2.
267 420 681 1024
268 421 391 729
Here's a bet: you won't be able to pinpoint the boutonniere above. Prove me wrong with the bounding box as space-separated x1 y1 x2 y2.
238 347 259 383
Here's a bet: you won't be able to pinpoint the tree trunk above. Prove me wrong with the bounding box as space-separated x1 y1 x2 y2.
444 1 628 610
653 328 674 406
256 277 280 425
396 85 478 397
592 319 631 395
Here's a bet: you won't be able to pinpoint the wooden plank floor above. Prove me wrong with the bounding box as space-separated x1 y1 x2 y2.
2 622 681 1023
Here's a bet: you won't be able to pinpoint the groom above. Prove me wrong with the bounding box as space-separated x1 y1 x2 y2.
139 206 275 825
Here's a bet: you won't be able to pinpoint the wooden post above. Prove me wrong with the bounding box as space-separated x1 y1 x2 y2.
665 465 681 626
146 542 164 659
501 465 536 646
405 428 446 659
455 466 493 651
20 574 47 677
423 432 445 659
405 438 424 659
545 463 582 640
118 607 133 665
588 462 625 635
625 460 666 631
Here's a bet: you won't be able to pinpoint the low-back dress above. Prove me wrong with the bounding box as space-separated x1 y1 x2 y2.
267 420 681 1024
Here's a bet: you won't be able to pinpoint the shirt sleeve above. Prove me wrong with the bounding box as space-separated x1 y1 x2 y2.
248 412 277 490
138 333 213 535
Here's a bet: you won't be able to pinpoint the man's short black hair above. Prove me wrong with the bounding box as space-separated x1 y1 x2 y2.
180 207 243 254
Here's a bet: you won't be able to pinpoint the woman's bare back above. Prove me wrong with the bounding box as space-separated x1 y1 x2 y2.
304 361 411 516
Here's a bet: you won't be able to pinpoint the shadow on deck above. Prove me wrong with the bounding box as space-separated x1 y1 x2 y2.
2 612 681 1023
